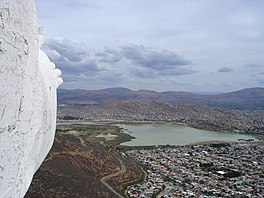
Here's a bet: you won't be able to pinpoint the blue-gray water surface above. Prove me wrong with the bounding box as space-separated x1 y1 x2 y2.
119 123 258 146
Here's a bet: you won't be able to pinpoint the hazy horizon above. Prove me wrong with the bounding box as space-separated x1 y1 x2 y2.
58 86 264 95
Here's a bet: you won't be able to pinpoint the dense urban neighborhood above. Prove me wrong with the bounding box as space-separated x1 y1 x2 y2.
126 142 264 197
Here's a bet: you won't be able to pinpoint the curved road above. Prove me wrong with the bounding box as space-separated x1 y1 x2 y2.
101 158 126 198
79 136 125 197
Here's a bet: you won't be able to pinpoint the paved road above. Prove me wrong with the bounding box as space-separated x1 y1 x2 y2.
101 158 126 198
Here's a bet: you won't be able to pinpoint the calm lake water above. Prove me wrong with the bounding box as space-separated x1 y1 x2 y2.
119 123 259 146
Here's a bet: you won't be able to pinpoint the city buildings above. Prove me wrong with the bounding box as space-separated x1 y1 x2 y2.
126 142 264 198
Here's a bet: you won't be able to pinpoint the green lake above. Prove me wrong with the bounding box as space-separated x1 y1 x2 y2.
119 123 259 146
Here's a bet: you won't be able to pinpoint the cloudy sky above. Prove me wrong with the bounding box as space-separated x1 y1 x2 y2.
36 0 264 92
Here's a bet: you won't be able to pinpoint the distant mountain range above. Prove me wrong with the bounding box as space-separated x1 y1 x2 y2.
58 87 264 110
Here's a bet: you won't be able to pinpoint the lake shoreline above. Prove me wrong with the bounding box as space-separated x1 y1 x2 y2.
57 118 263 136
118 122 260 147
57 120 263 148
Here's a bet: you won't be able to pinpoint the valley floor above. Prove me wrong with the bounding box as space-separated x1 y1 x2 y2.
26 122 264 198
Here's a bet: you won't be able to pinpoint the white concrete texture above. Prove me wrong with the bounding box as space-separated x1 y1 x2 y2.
0 0 62 197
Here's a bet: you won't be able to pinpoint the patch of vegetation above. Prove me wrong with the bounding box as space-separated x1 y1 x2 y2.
57 123 136 148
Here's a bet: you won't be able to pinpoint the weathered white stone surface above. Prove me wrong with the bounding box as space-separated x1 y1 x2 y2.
0 1 62 197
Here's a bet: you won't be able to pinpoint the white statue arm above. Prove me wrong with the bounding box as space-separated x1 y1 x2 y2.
0 1 62 197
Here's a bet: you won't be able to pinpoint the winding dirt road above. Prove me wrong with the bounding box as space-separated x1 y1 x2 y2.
101 158 126 198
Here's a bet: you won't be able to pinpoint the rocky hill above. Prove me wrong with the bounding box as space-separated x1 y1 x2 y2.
208 88 264 109
58 87 264 110
25 125 141 198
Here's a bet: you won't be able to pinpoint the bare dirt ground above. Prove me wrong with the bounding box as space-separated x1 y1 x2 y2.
25 125 141 198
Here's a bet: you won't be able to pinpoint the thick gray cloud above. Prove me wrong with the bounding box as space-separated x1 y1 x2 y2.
121 44 191 70
44 39 104 74
42 38 197 90
95 48 122 63
217 67 234 73
44 39 194 79
45 39 87 62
